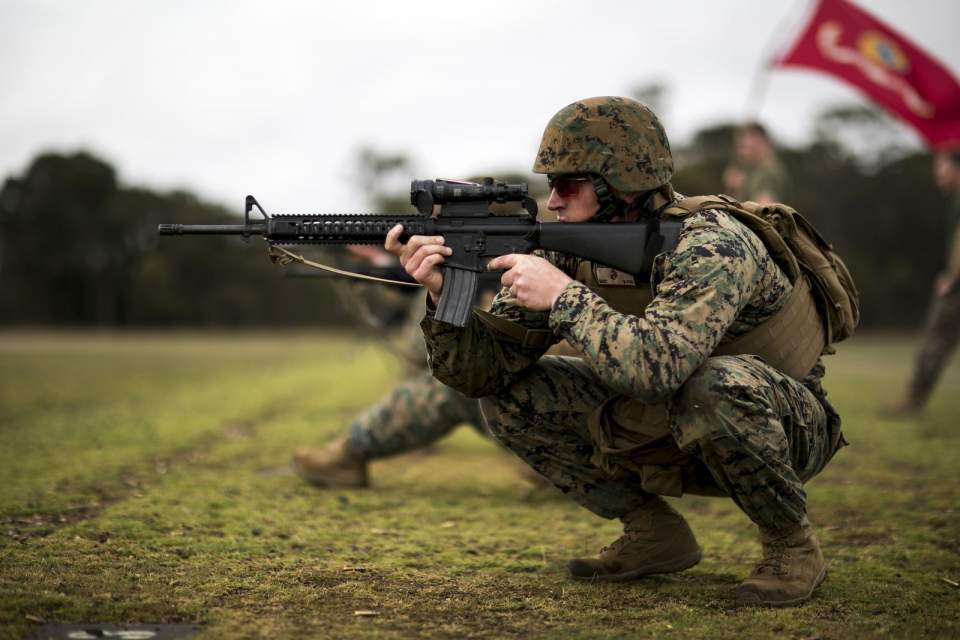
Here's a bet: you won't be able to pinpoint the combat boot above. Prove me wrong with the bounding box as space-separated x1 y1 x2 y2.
567 496 702 581
736 521 826 607
291 437 368 488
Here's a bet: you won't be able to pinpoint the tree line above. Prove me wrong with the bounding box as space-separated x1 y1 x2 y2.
0 152 350 327
0 114 950 329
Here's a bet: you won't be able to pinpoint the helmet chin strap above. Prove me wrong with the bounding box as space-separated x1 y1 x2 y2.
643 183 677 215
589 174 676 223
589 176 675 223
588 175 629 223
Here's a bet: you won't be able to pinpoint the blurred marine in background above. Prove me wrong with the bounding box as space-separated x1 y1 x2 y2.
387 97 851 607
290 246 490 488
885 149 960 416
722 122 791 204
291 246 551 489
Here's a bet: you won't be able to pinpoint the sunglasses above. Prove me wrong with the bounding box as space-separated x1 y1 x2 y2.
547 174 592 198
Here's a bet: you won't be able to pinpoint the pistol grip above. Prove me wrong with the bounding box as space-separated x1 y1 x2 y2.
435 267 479 327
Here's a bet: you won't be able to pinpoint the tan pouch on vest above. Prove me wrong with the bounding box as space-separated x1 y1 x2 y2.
713 276 824 381
587 394 727 497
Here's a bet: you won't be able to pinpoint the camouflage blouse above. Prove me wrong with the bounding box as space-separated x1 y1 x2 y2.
420 207 803 402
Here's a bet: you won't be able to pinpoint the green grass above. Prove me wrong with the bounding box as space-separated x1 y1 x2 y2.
1 331 957 639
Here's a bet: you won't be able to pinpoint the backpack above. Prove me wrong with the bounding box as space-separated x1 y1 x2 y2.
663 194 860 346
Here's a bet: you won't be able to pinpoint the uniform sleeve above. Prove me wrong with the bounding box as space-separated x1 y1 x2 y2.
547 223 763 403
420 288 554 398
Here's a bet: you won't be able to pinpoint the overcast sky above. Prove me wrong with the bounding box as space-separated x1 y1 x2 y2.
2 0 958 212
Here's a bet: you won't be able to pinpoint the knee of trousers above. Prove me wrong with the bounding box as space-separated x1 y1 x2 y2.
669 355 772 451
478 395 511 440
477 389 547 446
476 369 554 441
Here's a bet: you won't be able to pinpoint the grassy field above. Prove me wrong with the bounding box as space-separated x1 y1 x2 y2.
0 331 957 639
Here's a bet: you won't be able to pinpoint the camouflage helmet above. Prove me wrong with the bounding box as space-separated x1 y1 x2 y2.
533 96 673 193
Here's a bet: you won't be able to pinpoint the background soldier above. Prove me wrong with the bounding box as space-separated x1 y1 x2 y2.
290 244 491 488
387 97 845 607
722 121 791 204
292 291 490 488
292 247 555 489
885 149 960 416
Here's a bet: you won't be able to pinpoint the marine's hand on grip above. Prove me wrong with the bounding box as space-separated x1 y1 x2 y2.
384 224 451 304
488 254 572 311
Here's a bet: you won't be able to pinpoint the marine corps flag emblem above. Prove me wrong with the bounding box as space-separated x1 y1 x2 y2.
775 0 960 149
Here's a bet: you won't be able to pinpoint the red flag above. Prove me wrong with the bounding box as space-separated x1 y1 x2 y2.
775 0 960 149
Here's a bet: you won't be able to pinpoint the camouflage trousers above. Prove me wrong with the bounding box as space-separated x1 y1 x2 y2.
907 286 960 407
347 370 486 459
480 355 838 532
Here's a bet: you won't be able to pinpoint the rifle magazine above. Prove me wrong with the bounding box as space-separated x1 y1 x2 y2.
436 267 479 327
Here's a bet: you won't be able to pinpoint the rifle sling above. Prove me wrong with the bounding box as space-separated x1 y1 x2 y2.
473 308 555 349
267 245 421 288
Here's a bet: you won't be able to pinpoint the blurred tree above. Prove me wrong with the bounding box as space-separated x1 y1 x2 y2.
814 104 919 172
0 151 355 327
0 153 119 324
630 80 669 120
353 146 414 211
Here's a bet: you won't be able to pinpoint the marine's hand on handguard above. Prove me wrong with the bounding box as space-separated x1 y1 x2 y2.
488 254 572 311
935 272 957 298
384 224 450 304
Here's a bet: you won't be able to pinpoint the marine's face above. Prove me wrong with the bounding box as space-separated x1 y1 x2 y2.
735 130 768 165
546 174 600 222
933 152 960 193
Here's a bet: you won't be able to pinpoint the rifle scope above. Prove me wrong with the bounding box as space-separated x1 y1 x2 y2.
410 178 527 206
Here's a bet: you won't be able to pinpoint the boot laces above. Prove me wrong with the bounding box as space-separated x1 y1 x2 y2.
600 529 645 555
754 541 789 576
600 508 666 554
600 506 670 555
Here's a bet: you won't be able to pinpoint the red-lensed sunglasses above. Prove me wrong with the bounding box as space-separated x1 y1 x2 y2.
547 174 592 198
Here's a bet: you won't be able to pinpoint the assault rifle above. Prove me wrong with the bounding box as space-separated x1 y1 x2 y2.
158 178 680 326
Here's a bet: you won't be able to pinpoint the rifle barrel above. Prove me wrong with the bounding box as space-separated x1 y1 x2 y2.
158 224 266 235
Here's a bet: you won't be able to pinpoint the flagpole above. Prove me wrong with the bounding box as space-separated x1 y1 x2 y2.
744 0 819 122
744 61 774 122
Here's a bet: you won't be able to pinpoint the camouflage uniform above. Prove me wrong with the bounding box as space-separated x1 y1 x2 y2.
397 97 845 605
904 191 960 407
420 201 842 533
340 284 486 460
732 157 791 203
